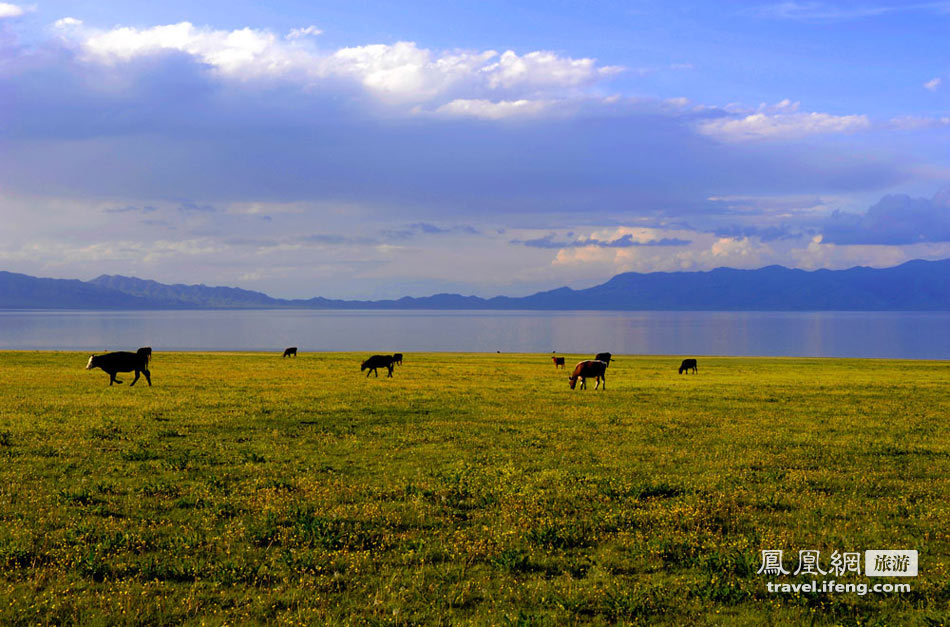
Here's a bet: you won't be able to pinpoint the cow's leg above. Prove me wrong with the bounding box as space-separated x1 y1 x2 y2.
387 365 393 378
142 369 151 386
580 377 586 390
130 370 140 386
109 371 122 385
366 369 372 378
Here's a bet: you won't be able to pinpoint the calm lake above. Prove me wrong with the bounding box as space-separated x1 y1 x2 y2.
0 309 947 359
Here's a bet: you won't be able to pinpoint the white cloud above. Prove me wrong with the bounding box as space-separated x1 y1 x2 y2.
888 115 950 130
0 2 26 18
788 235 908 270
924 77 942 91
481 50 623 89
698 100 870 142
323 42 494 102
67 22 623 107
663 97 690 109
435 98 549 119
286 25 322 40
81 23 313 80
53 16 83 28
549 229 779 275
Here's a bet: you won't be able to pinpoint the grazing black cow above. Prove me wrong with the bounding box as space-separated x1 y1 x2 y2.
138 346 152 364
361 355 394 378
552 356 565 369
283 347 297 358
86 348 152 386
569 360 607 390
679 358 698 374
393 353 403 366
594 352 612 367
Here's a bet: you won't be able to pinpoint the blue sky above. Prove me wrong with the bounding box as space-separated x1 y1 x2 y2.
1 0 949 298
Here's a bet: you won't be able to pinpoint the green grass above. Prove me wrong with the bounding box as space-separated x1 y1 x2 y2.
0 351 947 625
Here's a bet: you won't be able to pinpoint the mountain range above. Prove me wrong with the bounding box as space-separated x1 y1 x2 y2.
1 259 948 310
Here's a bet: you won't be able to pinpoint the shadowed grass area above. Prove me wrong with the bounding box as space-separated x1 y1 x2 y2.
0 351 946 624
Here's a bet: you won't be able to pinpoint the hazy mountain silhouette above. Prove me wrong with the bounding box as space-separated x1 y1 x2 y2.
89 275 282 308
0 271 164 309
1 259 948 310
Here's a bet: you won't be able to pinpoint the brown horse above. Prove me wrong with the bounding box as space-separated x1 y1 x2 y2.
569 360 607 390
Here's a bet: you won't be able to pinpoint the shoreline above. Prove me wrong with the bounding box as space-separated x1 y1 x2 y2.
2 349 947 362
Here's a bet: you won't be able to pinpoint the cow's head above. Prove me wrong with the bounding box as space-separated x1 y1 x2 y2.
86 355 96 370
569 376 577 389
360 361 367 371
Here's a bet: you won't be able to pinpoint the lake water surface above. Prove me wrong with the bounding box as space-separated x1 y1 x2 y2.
0 310 947 359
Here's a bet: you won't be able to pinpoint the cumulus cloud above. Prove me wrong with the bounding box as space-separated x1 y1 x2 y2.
52 16 83 28
549 230 780 275
62 22 622 107
481 50 622 89
435 98 550 119
822 189 950 244
924 77 942 92
79 22 313 80
698 100 870 142
0 3 26 18
788 235 912 270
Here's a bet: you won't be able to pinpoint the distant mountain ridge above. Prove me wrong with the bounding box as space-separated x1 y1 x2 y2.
89 275 282 308
1 259 948 310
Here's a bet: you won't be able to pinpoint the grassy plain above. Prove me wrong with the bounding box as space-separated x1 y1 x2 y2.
0 351 947 625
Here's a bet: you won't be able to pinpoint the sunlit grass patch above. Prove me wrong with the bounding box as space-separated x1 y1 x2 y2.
0 351 946 623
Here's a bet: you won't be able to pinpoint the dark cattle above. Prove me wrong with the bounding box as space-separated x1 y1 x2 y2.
283 347 297 358
569 360 607 390
594 352 612 367
86 350 152 386
678 358 698 374
552 356 565 369
361 355 394 378
138 346 152 364
393 353 403 366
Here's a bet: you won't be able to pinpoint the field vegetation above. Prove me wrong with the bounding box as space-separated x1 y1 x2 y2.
0 351 947 624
